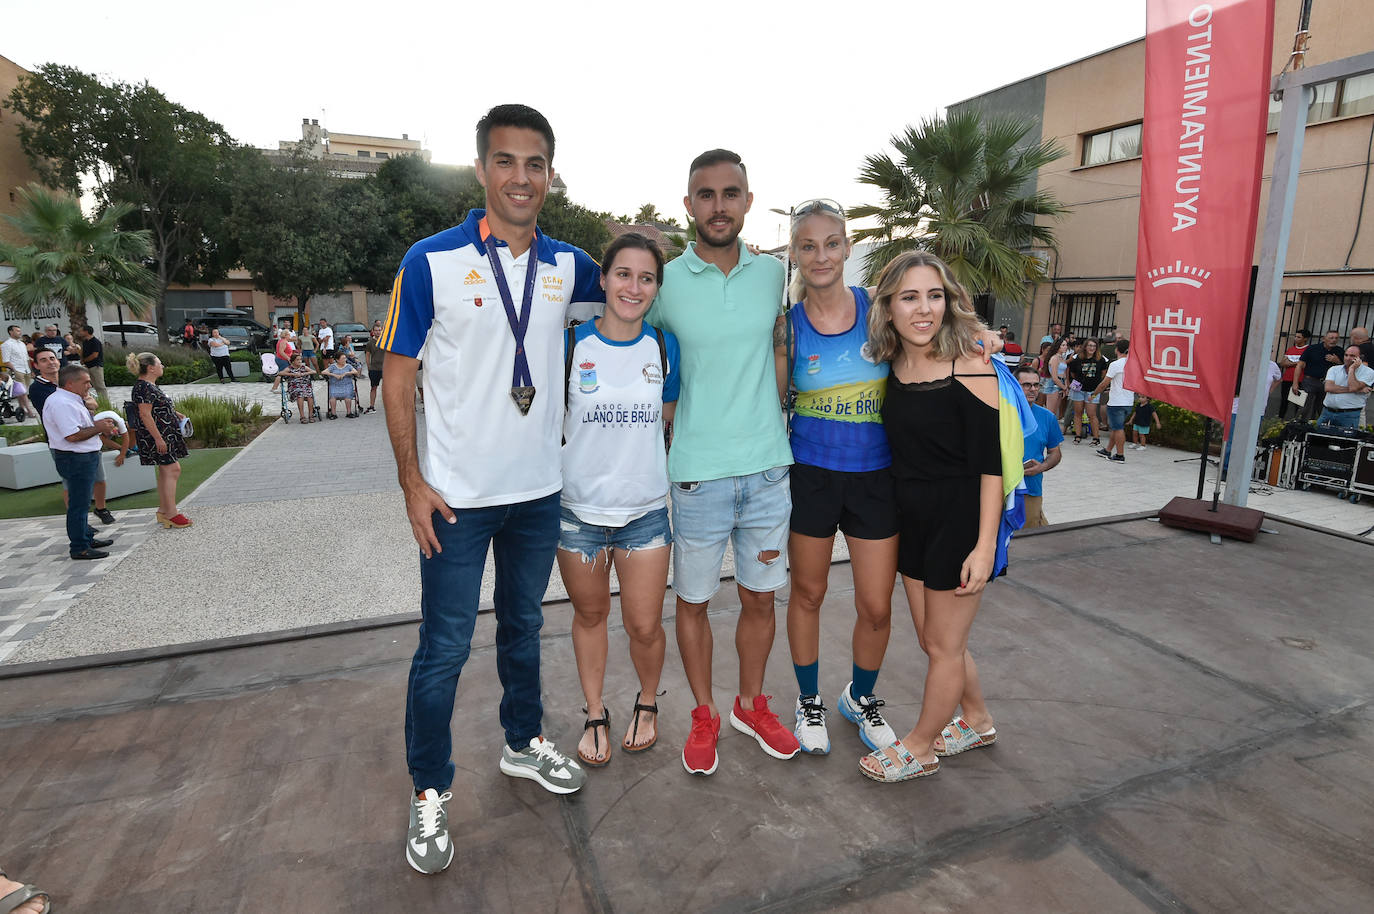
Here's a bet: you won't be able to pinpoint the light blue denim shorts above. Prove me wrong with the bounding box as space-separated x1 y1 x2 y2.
558 505 671 561
669 466 791 603
1069 389 1100 403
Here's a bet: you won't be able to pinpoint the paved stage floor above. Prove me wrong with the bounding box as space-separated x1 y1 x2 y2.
1 517 1371 913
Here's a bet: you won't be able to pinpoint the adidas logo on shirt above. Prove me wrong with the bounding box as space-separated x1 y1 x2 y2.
463 269 484 285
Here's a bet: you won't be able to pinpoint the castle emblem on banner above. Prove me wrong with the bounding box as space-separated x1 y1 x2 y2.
1143 259 1209 390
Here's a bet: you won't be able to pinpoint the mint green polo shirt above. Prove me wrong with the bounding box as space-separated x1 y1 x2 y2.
646 241 793 482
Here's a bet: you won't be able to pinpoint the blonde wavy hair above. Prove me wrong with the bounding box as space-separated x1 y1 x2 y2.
866 251 983 363
787 208 848 305
125 351 158 376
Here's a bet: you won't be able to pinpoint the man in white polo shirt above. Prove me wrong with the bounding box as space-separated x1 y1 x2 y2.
380 104 603 876
42 364 117 560
3 325 38 417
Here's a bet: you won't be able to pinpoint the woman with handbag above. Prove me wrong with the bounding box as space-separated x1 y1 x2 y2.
126 352 192 529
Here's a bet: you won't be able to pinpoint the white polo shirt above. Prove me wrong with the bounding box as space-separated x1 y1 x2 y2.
2 337 29 374
380 209 604 508
1324 363 1374 410
43 388 101 453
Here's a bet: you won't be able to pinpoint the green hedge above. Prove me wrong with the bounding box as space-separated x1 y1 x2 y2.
102 344 216 386
1151 402 1287 452
176 394 266 447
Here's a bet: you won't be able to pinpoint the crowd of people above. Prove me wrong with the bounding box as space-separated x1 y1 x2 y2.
1286 327 1374 428
265 320 390 421
381 105 1033 878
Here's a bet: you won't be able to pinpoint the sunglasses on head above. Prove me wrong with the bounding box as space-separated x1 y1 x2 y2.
792 198 845 222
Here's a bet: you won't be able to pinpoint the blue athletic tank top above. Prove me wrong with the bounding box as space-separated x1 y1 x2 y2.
788 286 891 472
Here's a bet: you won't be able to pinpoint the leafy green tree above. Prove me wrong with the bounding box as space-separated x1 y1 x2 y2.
5 64 244 341
0 184 157 335
227 149 358 322
850 109 1069 303
539 195 613 262
353 157 484 294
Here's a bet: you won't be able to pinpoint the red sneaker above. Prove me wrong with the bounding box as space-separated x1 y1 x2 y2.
681 705 720 776
729 695 800 760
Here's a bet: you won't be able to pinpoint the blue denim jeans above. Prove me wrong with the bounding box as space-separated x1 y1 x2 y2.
405 491 560 792
51 449 99 555
1318 408 1361 429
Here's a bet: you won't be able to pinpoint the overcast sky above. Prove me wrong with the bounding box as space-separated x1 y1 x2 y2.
6 0 1145 247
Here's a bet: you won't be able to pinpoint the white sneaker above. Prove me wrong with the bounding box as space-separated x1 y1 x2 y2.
406 788 455 875
837 683 898 751
793 694 830 755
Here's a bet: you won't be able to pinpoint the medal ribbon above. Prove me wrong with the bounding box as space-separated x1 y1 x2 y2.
483 235 539 395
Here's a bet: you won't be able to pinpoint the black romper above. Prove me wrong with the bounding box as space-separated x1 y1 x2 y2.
882 363 1001 591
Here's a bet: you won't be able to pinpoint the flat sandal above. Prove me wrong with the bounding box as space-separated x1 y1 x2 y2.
577 707 612 767
623 690 659 753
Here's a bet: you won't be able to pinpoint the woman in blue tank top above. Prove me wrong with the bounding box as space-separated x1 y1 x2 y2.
775 199 902 756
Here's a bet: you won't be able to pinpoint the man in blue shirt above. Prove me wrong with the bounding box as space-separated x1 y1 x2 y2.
1017 366 1063 527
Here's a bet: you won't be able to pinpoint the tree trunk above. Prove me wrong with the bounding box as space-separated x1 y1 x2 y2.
155 262 171 345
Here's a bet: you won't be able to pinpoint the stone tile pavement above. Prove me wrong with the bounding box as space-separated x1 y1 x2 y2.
0 508 161 662
187 399 413 506
2 404 1368 664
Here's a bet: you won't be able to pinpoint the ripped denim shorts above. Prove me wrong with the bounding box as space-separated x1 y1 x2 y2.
558 505 671 561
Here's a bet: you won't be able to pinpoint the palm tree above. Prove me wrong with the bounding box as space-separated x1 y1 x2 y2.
662 218 696 263
850 109 1069 303
0 183 157 336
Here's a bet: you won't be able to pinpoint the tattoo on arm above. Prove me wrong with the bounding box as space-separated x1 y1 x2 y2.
772 315 786 351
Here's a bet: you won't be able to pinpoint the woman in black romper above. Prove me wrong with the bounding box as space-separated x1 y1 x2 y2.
858 252 1004 783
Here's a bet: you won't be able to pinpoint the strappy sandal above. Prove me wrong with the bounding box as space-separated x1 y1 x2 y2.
859 738 939 783
577 707 612 767
0 869 50 914
934 717 997 757
623 690 659 753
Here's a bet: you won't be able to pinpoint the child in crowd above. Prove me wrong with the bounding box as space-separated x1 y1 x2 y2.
1128 396 1162 449
324 350 361 418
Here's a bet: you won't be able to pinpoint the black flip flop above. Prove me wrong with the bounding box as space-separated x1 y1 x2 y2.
623 690 659 753
578 707 612 767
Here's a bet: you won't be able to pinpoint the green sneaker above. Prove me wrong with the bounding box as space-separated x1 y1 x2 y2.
405 788 455 875
499 736 586 795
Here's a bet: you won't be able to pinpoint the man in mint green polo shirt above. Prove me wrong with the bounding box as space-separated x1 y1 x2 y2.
646 148 800 776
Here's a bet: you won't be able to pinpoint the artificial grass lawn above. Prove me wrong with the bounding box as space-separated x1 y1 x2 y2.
0 447 240 519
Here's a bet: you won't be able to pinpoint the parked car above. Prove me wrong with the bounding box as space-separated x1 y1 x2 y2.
331 322 370 352
102 321 161 345
214 325 260 354
189 310 271 350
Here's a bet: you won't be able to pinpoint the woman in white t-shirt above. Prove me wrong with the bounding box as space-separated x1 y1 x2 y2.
559 232 679 768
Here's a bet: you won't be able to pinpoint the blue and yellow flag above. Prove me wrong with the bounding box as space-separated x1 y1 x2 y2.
990 358 1032 577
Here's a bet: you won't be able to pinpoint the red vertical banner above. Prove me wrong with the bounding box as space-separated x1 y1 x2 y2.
1126 0 1275 422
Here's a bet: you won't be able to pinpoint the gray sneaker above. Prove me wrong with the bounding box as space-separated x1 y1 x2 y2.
499 736 586 795
406 788 455 875
837 683 898 751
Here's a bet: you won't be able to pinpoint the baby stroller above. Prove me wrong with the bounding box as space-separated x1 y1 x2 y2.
0 374 26 423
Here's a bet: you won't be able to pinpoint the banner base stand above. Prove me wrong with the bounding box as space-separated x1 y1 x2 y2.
1158 496 1264 543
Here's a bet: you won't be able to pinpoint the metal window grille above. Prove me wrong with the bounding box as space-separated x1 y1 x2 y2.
1048 293 1119 341
1274 290 1374 355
